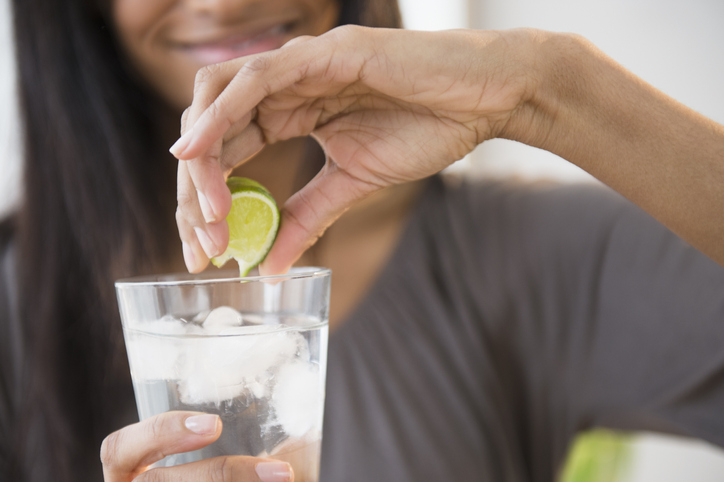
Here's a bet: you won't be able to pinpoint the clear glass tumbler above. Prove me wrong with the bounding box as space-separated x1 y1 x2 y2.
115 268 331 482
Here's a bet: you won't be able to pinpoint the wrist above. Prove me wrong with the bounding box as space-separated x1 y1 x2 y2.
498 31 594 147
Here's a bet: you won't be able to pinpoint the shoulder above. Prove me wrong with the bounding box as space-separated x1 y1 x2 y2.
426 174 724 306
429 174 632 266
434 173 724 320
438 174 628 231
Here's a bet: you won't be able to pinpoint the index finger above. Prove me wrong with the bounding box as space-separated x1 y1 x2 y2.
169 29 348 162
168 42 316 230
101 411 221 481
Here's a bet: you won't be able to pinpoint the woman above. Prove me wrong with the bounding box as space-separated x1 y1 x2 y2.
1 0 397 480
2 1 723 482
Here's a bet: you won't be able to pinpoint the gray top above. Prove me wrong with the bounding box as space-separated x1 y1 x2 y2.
320 176 724 481
2 176 724 481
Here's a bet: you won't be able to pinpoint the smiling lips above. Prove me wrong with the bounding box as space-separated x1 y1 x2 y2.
181 24 289 66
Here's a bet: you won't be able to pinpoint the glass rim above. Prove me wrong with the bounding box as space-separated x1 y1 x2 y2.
115 266 331 288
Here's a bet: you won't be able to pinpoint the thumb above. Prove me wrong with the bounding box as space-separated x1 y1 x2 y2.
259 163 381 275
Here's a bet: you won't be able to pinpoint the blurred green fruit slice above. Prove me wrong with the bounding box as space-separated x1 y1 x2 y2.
210 177 280 276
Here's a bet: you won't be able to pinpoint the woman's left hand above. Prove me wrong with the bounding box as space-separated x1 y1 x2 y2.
171 26 538 274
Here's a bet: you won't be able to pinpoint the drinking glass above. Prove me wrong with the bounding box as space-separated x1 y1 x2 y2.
115 268 331 482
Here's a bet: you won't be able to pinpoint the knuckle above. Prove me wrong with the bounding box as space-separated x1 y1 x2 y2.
180 108 190 133
298 188 324 221
283 205 315 240
206 100 228 127
209 456 236 482
194 64 222 95
192 152 222 174
282 34 313 49
218 152 239 174
241 54 272 76
147 413 171 442
175 207 185 226
99 430 121 466
330 24 361 42
176 189 196 213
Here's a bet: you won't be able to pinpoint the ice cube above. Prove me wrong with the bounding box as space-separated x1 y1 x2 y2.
183 322 206 335
202 306 243 334
125 316 187 381
218 325 282 336
145 315 188 335
179 329 306 406
192 311 210 323
180 362 246 405
241 314 268 325
271 360 322 438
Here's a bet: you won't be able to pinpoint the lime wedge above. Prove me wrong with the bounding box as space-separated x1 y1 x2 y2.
211 177 280 276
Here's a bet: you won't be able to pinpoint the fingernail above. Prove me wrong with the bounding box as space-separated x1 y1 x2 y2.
169 127 194 158
255 462 292 482
182 241 197 272
194 226 219 258
197 190 217 223
185 414 218 435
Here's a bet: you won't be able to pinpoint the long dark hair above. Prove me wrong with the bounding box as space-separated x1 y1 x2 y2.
5 0 401 480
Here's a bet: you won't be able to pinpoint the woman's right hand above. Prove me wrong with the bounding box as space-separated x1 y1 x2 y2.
173 25 724 272
100 411 293 482
172 27 538 275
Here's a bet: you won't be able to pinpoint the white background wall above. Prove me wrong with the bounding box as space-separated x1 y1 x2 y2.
0 0 20 218
627 434 724 482
1 0 723 478
468 0 724 182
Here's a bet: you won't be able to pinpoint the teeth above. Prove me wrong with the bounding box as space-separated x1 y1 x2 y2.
268 25 285 36
231 24 286 51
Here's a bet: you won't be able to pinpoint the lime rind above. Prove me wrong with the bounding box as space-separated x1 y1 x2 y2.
210 178 280 277
225 177 270 195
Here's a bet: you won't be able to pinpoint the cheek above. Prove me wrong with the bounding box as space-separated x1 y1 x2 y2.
113 0 192 109
112 0 179 67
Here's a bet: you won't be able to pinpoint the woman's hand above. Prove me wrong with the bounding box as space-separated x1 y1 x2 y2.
172 25 724 272
171 26 538 274
100 411 293 482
